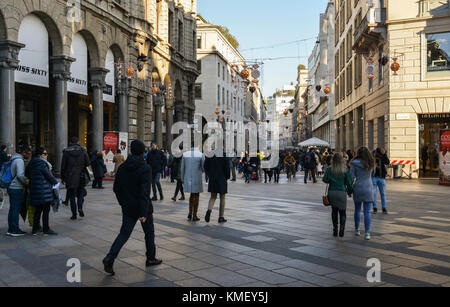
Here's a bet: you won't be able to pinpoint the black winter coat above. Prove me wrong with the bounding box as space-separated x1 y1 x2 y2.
25 157 58 206
170 157 182 180
146 149 167 174
91 156 107 178
0 150 8 170
113 155 153 219
303 152 317 169
204 156 230 195
373 153 390 178
61 144 90 189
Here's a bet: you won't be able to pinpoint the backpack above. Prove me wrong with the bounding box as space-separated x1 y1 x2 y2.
0 157 20 189
305 154 312 165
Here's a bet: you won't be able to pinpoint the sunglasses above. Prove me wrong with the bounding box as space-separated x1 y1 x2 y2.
43 152 48 156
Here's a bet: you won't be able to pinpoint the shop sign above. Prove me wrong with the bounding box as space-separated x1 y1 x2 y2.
68 33 88 95
396 113 410 120
103 49 115 103
419 113 450 123
102 131 128 177
439 129 450 186
15 15 49 88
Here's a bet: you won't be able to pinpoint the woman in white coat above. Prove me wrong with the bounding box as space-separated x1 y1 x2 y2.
181 146 205 221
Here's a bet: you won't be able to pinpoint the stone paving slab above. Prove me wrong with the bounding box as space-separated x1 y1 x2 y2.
0 175 449 287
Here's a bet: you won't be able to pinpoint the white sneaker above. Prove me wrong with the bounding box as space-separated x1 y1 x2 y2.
365 233 371 240
355 229 361 236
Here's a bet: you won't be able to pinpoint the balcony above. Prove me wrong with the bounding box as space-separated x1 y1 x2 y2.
353 7 386 54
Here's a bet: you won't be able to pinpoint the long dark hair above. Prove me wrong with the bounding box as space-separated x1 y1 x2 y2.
355 147 375 170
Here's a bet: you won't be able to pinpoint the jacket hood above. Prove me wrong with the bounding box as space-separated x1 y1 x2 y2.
123 155 146 171
64 144 85 157
351 159 365 169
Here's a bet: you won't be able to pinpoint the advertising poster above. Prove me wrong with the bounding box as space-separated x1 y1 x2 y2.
439 129 450 186
118 132 129 160
103 132 119 175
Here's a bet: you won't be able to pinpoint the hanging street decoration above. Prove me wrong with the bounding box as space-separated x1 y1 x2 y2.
366 57 376 80
324 84 331 96
391 57 400 75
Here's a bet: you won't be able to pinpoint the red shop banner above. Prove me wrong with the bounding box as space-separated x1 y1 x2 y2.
103 132 119 177
439 129 450 186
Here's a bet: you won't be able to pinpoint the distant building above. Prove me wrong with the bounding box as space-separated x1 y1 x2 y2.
308 1 335 149
267 85 296 149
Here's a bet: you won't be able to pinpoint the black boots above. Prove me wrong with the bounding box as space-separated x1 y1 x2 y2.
218 217 227 223
339 224 345 238
103 257 115 276
146 258 163 267
205 210 212 223
333 226 338 237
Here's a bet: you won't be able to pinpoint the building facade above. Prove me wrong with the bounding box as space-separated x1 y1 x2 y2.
294 67 310 143
267 85 296 150
0 0 198 176
308 1 336 149
334 0 450 178
195 17 246 126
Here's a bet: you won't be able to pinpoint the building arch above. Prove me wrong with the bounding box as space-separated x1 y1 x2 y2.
109 43 125 62
0 8 7 40
76 29 101 68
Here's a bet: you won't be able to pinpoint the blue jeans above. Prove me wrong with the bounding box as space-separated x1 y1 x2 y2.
354 201 372 233
151 172 162 198
107 214 156 261
372 177 386 210
7 188 23 233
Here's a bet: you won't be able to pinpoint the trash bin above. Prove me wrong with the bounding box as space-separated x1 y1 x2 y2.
393 165 403 179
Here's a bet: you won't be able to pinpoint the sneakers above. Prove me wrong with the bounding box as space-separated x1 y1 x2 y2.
365 233 371 240
355 229 361 236
218 217 227 223
78 210 85 217
151 196 158 201
44 229 58 236
102 257 115 276
373 208 378 214
179 196 185 201
70 215 77 220
7 230 26 237
382 208 388 214
171 197 177 202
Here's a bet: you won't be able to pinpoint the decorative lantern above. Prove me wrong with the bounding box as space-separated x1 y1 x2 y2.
316 85 322 92
240 69 250 79
324 85 331 96
249 86 256 93
391 57 400 75
251 69 260 79
126 64 134 79
283 109 288 117
366 57 376 79
215 108 220 116
152 85 158 94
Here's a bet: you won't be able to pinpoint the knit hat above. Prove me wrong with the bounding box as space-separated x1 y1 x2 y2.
130 140 146 156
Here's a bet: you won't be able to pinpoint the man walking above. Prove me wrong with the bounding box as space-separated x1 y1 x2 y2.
5 145 31 236
303 148 317 184
204 153 230 223
146 142 166 201
372 147 390 214
103 140 162 275
61 137 90 220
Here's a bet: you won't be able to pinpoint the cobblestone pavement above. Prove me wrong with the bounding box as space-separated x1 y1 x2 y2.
0 174 449 287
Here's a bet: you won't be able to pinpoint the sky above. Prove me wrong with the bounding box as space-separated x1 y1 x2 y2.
197 0 330 98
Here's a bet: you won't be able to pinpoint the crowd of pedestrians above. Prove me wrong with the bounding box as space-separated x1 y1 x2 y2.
1 136 392 277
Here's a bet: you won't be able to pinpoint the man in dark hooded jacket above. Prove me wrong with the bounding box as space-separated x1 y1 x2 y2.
61 137 90 220
103 140 162 276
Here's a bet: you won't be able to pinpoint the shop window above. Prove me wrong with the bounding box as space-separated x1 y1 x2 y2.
195 84 202 99
427 32 450 72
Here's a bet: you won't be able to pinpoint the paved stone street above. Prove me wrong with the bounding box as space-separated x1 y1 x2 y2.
0 174 449 287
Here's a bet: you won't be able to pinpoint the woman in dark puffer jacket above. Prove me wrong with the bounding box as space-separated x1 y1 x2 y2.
25 147 58 235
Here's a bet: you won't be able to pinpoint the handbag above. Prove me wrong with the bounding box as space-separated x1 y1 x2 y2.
322 184 331 206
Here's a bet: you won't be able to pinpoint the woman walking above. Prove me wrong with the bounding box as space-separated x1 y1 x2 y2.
323 153 353 237
181 146 205 221
91 151 106 189
350 147 376 240
171 148 185 201
113 149 125 177
204 154 231 223
25 147 58 235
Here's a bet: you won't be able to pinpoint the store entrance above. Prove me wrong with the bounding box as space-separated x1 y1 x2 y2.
68 92 93 152
419 113 450 178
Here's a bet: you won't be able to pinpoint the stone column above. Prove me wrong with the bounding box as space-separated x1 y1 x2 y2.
153 92 164 146
0 40 24 154
50 56 75 177
166 104 174 151
89 67 109 152
117 77 129 133
175 102 184 122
